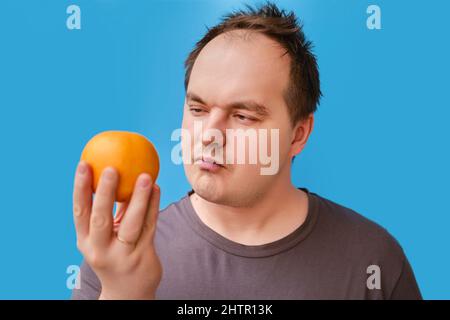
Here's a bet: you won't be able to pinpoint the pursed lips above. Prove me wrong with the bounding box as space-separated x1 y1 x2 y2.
194 156 226 168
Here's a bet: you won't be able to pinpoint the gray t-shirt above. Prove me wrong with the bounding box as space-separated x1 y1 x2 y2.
71 187 422 300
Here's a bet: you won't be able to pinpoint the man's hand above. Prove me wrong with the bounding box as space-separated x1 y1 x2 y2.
72 160 162 299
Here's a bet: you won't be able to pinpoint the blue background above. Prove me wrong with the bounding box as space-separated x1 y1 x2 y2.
0 0 448 299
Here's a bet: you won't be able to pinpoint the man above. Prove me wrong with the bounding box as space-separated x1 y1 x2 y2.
71 2 422 299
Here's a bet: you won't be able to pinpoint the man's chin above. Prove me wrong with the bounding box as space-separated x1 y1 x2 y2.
194 185 218 200
192 180 226 204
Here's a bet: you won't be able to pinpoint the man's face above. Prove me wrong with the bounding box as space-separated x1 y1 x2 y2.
182 30 296 207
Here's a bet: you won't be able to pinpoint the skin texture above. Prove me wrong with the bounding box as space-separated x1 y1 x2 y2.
72 29 314 299
183 30 314 245
73 162 162 299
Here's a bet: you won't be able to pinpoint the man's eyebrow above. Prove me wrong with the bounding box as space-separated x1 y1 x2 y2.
228 101 270 116
186 92 270 116
186 92 206 105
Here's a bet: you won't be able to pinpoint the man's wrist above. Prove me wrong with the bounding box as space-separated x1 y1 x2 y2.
99 290 155 300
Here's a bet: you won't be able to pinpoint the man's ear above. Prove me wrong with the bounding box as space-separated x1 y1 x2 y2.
290 114 314 158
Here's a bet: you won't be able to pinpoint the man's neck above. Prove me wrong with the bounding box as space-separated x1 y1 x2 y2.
189 183 309 246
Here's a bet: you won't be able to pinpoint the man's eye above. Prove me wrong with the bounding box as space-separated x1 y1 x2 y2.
234 114 256 122
189 107 204 115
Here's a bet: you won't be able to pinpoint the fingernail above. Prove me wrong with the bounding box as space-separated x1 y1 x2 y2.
78 161 87 175
73 204 82 217
139 174 151 188
103 167 116 180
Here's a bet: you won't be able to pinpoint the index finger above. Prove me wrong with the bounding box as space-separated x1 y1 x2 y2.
72 161 93 242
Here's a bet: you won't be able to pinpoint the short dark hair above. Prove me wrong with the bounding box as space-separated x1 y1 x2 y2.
184 1 322 127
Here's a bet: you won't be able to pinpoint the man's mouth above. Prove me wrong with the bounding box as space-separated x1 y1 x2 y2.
194 156 225 171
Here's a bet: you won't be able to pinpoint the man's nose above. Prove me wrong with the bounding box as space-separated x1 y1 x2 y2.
201 109 227 148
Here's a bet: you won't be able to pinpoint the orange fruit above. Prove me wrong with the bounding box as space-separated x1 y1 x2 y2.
80 130 160 202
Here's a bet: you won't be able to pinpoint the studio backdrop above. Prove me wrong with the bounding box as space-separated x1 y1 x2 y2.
0 0 448 299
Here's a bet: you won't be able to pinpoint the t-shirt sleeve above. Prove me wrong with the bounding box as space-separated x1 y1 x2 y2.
71 259 102 300
388 255 422 300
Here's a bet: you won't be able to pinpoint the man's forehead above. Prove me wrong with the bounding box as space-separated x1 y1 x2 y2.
194 30 290 68
189 36 290 98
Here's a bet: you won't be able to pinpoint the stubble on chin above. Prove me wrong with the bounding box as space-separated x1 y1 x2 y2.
192 172 220 201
